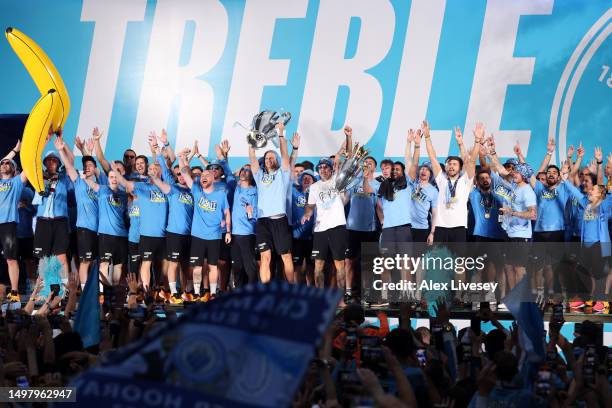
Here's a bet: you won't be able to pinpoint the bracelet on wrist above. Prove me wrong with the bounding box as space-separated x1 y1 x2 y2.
597 161 603 165
292 146 298 150
414 144 421 148
163 142 170 147
11 150 17 154
128 292 137 296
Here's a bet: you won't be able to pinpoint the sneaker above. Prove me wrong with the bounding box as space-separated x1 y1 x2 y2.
497 302 508 311
157 289 171 303
169 294 184 305
182 292 194 302
6 292 20 303
569 300 585 309
593 301 608 313
199 292 211 302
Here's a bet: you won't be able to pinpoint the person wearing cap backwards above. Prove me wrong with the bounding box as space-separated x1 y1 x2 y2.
112 146 168 295
0 140 29 301
55 136 106 290
301 127 352 299
424 120 479 244
179 151 231 300
292 168 316 285
248 122 294 283
31 131 75 286
487 150 537 289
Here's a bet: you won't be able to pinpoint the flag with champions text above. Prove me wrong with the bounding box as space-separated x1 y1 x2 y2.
71 283 342 407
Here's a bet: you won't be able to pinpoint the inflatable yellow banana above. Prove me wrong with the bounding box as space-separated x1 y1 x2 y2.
20 90 60 193
5 27 70 129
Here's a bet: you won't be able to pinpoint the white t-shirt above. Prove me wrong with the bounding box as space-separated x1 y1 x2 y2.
433 171 473 228
307 174 346 232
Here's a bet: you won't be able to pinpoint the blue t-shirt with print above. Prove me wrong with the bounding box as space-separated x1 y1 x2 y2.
347 178 380 232
506 184 537 238
73 176 99 232
17 187 35 238
166 184 194 236
191 184 229 240
254 168 290 218
232 185 257 236
409 181 438 230
380 186 413 229
292 187 314 239
534 180 572 232
35 173 71 219
0 175 25 224
97 185 128 237
469 189 506 239
133 183 168 237
128 202 140 243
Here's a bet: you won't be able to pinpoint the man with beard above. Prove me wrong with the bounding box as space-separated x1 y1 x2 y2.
180 160 231 300
56 137 104 289
292 169 316 285
249 122 294 284
113 160 168 295
0 141 28 301
425 121 479 243
301 149 350 297
468 168 506 306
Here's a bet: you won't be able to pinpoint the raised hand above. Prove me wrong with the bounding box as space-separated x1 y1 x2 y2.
85 138 94 155
560 160 570 179
414 129 422 145
276 122 285 135
160 128 169 146
74 136 84 152
92 127 103 141
577 142 585 158
567 145 575 159
220 140 231 157
421 119 430 138
53 135 65 151
343 125 352 138
407 129 415 144
594 146 603 163
546 137 556 153
291 132 300 149
192 140 199 156
454 126 464 144
13 139 21 152
588 159 597 174
473 122 485 143
513 141 523 157
178 147 191 158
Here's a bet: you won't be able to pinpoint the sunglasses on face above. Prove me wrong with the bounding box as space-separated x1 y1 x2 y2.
0 161 11 166
124 154 136 159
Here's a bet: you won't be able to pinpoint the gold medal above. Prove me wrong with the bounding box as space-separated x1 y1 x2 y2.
450 196 457 203
484 213 490 219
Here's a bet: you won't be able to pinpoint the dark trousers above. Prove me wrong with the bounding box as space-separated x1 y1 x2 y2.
231 235 258 286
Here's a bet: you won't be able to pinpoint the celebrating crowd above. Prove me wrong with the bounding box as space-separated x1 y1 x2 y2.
0 120 611 310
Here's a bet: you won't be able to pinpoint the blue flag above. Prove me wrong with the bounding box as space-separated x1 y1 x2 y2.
73 283 341 407
501 276 545 362
73 263 100 348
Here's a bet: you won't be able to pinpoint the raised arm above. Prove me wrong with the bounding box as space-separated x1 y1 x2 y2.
466 123 483 179
409 129 421 181
54 137 78 182
248 145 259 175
571 143 584 185
404 129 414 178
595 146 604 186
513 141 526 164
479 142 490 172
111 162 135 193
159 129 176 164
532 137 555 188
486 135 509 177
344 125 353 158
150 172 171 195
55 129 74 166
289 132 300 173
278 123 290 170
453 126 468 162
178 153 194 189
148 131 160 162
2 139 20 162
93 127 111 174
423 120 442 177
83 174 100 192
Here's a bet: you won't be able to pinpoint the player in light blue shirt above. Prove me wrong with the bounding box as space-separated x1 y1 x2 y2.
180 152 231 299
249 122 294 284
231 166 258 286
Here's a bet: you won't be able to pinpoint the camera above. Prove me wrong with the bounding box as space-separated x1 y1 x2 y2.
584 344 597 385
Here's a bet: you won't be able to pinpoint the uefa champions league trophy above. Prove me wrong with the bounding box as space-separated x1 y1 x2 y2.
335 142 370 192
235 110 292 149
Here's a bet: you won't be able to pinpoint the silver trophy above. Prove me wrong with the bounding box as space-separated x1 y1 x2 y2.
335 142 370 192
235 110 292 149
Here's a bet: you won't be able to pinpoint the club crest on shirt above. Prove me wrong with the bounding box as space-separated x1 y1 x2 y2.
296 194 307 207
0 181 11 192
149 190 167 203
411 189 427 203
493 185 512 202
198 197 218 211
178 192 193 206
